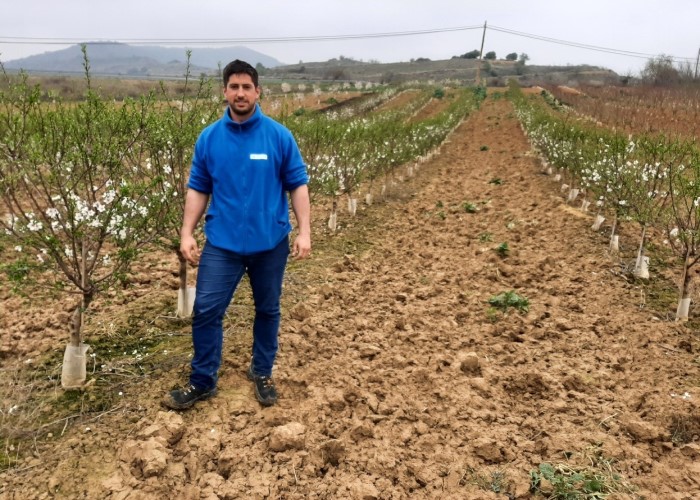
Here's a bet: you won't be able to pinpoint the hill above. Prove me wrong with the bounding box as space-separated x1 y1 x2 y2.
264 57 620 87
2 43 284 78
3 44 620 86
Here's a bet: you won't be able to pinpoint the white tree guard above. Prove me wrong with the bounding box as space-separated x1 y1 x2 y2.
177 286 196 318
61 343 90 389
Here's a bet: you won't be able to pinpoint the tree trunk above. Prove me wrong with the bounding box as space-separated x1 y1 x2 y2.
347 195 357 216
592 208 605 230
633 225 649 279
328 199 338 232
176 249 195 318
70 305 82 347
676 246 693 321
609 213 619 253
64 263 93 388
178 250 187 297
69 240 91 346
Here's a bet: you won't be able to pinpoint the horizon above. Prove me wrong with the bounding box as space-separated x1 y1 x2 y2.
0 41 649 81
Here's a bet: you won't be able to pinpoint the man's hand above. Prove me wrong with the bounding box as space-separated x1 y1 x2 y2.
180 234 201 265
292 233 311 260
179 189 209 265
289 185 311 260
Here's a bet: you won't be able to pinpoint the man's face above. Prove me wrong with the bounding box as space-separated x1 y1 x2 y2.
223 73 260 122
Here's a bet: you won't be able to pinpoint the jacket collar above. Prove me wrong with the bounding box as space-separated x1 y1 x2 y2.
223 103 262 130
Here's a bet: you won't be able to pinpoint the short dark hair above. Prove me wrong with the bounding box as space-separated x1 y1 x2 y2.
222 59 259 88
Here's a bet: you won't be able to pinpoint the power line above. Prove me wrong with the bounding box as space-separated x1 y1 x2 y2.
0 24 694 63
0 25 483 45
488 24 696 62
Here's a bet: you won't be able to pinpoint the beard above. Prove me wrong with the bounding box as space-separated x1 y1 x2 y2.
230 100 255 117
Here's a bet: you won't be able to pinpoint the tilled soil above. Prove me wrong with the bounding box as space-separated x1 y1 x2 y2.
2 96 699 499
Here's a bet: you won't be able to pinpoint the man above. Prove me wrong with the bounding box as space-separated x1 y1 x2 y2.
163 59 311 410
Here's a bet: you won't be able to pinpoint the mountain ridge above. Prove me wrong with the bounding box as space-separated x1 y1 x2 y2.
2 43 284 78
2 43 621 87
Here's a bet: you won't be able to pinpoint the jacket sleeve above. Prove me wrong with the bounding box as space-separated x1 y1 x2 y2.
280 130 309 192
187 133 213 194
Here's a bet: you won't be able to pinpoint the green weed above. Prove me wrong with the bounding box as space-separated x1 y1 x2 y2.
460 467 511 494
1 256 36 294
462 201 478 213
529 454 638 499
488 290 529 313
472 85 487 102
496 242 510 257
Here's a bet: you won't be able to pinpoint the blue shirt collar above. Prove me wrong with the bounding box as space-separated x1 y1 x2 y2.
224 103 262 130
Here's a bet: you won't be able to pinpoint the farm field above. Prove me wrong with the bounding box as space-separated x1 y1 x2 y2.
542 84 700 138
1 90 700 499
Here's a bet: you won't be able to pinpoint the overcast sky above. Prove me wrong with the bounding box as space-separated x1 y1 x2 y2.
1 0 698 76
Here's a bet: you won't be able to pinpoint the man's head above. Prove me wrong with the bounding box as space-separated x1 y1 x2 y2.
222 59 261 122
222 59 259 88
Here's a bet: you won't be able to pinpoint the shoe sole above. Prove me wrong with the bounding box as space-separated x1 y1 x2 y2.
247 367 277 407
161 388 217 411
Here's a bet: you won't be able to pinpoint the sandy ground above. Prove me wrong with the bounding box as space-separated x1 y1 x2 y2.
1 96 699 499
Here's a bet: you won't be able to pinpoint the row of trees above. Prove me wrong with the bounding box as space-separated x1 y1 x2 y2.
640 55 700 86
510 83 700 321
455 50 699 87
454 50 526 62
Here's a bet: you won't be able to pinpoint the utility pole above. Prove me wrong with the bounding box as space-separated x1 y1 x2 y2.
475 21 487 86
695 47 700 80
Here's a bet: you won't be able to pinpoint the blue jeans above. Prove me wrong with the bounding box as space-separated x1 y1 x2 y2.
189 236 289 390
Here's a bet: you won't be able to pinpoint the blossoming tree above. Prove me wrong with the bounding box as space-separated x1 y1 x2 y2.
144 52 221 317
0 49 170 387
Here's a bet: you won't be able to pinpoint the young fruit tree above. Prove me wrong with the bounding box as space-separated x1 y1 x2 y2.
663 143 700 321
145 53 220 317
0 51 169 387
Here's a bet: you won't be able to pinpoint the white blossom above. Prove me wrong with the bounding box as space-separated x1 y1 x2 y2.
27 219 43 231
102 189 117 205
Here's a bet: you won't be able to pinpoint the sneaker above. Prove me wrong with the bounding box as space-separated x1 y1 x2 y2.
247 365 278 406
162 384 217 410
